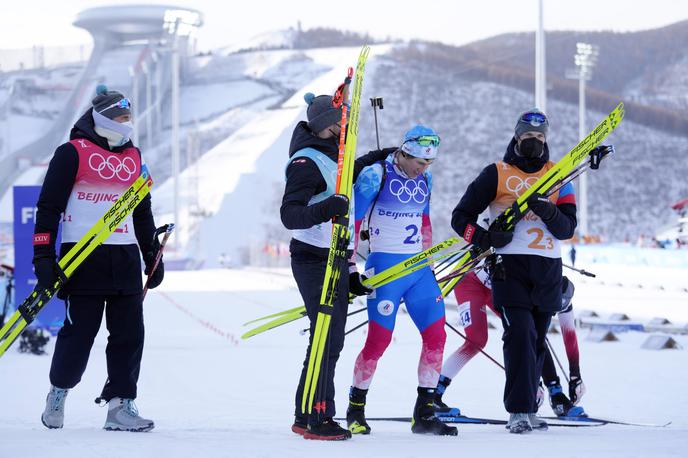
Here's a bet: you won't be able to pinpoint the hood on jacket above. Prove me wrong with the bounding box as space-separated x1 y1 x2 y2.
288 121 339 160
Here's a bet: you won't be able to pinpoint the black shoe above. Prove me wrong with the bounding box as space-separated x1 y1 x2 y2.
412 387 458 436
547 383 576 417
346 387 371 434
303 418 352 441
291 416 307 436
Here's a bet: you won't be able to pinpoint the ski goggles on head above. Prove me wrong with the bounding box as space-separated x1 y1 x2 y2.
401 139 439 160
406 134 440 147
98 98 131 114
520 111 548 127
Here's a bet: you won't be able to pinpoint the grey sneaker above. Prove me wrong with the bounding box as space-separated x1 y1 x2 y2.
104 397 154 432
506 413 532 434
41 386 69 429
528 413 549 431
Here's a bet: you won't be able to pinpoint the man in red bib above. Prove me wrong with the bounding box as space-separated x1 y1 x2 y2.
34 85 163 432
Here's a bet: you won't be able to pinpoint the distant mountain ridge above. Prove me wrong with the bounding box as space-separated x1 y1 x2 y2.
240 23 688 137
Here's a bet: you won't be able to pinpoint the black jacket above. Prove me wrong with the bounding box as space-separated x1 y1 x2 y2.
281 121 395 260
450 138 577 312
451 138 577 244
33 109 156 296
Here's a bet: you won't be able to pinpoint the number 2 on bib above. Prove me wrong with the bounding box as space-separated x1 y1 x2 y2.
526 228 554 250
404 224 420 244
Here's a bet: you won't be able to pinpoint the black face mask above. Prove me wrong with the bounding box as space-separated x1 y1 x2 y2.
518 137 545 159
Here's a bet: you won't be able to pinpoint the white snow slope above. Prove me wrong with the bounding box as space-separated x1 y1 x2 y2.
0 260 686 458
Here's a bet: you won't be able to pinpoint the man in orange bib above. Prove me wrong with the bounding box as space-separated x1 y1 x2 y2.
450 109 580 434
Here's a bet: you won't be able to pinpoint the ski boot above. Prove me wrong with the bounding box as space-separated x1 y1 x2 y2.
433 375 461 418
411 387 458 436
506 413 532 434
303 418 352 441
104 397 154 432
41 385 69 429
346 386 371 434
547 382 586 417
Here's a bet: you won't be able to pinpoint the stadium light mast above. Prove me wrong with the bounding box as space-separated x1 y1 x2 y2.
566 42 599 240
535 0 546 112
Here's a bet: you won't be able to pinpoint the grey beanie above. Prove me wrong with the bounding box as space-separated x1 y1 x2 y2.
304 92 342 133
515 108 549 138
92 84 131 120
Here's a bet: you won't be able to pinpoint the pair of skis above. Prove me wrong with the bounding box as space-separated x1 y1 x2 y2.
241 236 467 339
350 414 670 428
0 166 154 358
301 45 370 415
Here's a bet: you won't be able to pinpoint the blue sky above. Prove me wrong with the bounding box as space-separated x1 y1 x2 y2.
2 0 687 51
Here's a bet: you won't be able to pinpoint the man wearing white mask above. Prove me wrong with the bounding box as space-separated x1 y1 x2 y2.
34 85 163 432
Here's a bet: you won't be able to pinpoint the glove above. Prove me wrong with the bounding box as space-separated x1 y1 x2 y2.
478 228 514 251
527 192 557 221
314 194 349 222
33 257 60 290
589 145 615 169
536 381 545 409
349 272 372 297
144 252 165 290
464 222 513 251
568 376 586 405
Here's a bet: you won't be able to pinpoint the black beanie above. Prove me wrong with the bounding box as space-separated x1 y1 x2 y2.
514 108 549 138
304 92 342 133
92 84 131 120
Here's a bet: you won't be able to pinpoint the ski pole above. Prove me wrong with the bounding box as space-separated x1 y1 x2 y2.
445 322 505 371
370 97 383 150
142 223 175 301
563 263 596 278
545 337 570 384
299 306 368 335
345 319 368 336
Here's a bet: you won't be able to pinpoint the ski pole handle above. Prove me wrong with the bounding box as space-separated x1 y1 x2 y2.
370 97 383 150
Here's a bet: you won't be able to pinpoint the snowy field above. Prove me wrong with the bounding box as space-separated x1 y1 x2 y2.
1 261 687 458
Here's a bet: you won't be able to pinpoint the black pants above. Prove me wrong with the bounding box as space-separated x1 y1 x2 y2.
499 306 552 413
292 257 349 423
541 344 560 386
49 293 145 401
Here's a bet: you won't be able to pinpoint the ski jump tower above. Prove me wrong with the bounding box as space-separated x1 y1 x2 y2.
0 5 203 196
74 5 203 52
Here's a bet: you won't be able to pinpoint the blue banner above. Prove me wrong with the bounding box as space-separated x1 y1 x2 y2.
13 186 64 335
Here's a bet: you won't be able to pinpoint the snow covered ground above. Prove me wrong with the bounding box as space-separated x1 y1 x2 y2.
1 262 686 458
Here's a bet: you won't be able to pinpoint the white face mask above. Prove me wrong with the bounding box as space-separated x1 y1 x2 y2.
92 111 134 148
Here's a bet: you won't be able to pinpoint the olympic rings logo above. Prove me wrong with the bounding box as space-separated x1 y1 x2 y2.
88 153 137 181
389 178 428 204
506 175 538 197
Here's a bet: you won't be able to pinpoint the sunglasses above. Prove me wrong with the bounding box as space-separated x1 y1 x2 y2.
98 98 131 114
520 112 548 127
407 135 440 147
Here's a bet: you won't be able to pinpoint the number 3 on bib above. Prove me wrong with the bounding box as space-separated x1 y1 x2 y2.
526 228 554 250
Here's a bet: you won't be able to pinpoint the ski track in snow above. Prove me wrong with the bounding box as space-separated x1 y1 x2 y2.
1 265 687 458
